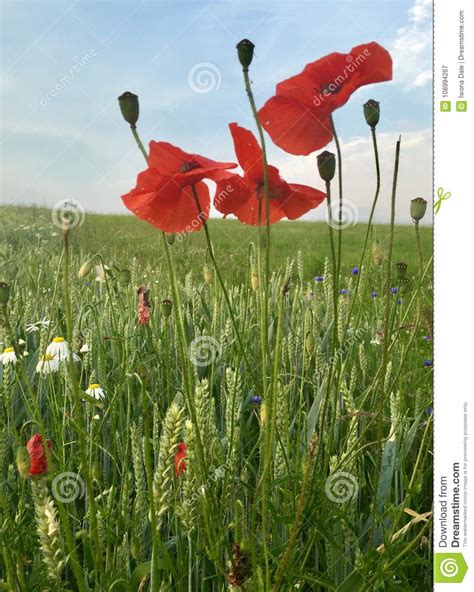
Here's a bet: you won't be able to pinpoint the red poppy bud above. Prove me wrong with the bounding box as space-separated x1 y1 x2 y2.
27 433 52 477
175 442 186 476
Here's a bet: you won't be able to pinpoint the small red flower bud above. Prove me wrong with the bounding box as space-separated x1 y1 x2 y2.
174 442 186 476
27 434 52 477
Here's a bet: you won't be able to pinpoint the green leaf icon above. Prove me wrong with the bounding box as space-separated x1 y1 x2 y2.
434 553 468 583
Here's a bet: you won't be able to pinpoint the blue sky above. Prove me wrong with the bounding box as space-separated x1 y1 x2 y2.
1 0 432 223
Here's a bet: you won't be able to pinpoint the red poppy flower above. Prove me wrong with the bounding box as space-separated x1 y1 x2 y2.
213 123 326 225
175 442 186 476
258 42 392 155
122 142 237 233
27 433 52 477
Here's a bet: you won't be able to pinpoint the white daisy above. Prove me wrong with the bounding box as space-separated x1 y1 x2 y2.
95 264 110 283
46 337 70 361
86 383 105 401
36 353 59 375
0 347 17 365
25 318 51 334
80 343 90 353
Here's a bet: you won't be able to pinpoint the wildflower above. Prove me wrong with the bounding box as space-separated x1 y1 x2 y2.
371 291 378 298
95 264 110 283
339 288 349 295
27 434 52 477
36 354 59 376
351 266 360 275
122 142 237 233
258 42 392 155
397 299 402 305
249 395 262 404
422 335 432 341
0 347 17 365
314 275 324 283
80 342 90 353
213 123 326 225
390 287 398 295
85 383 105 400
174 442 187 476
426 406 433 416
423 360 432 367
371 334 382 346
138 285 151 325
46 337 70 361
25 318 51 333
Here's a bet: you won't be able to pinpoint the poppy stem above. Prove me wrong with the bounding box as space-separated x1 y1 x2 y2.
130 125 149 163
189 185 256 381
415 220 424 273
329 115 343 283
370 136 401 544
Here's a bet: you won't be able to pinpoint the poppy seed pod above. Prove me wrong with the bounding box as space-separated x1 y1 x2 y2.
395 262 407 280
410 197 427 221
0 281 10 306
160 299 173 319
118 92 139 128
363 99 380 128
317 151 336 182
236 39 255 69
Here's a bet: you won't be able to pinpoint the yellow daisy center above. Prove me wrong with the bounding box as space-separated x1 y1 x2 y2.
89 383 101 389
53 337 65 343
42 354 54 362
4 347 14 353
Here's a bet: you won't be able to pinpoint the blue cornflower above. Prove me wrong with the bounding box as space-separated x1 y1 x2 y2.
397 299 402 305
426 406 433 416
351 266 359 275
371 291 378 299
423 360 432 367
249 395 262 404
314 275 324 283
339 288 349 295
391 287 398 295
422 335 432 341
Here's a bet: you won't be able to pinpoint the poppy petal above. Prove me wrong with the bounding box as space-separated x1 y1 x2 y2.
214 173 252 217
228 123 263 180
259 95 333 155
283 184 327 219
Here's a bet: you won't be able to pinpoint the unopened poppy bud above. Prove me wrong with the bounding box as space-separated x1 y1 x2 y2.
236 39 255 69
251 267 259 291
317 151 336 182
160 299 173 318
0 282 10 306
16 447 30 478
395 262 407 279
363 99 380 128
78 260 93 279
166 233 176 245
410 197 427 222
372 243 383 266
119 269 131 285
203 265 212 284
118 91 139 128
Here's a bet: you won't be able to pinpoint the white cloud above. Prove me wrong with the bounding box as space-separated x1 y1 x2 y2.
269 128 432 225
392 0 432 90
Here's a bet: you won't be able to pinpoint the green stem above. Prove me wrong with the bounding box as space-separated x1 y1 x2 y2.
370 136 401 543
415 221 424 274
